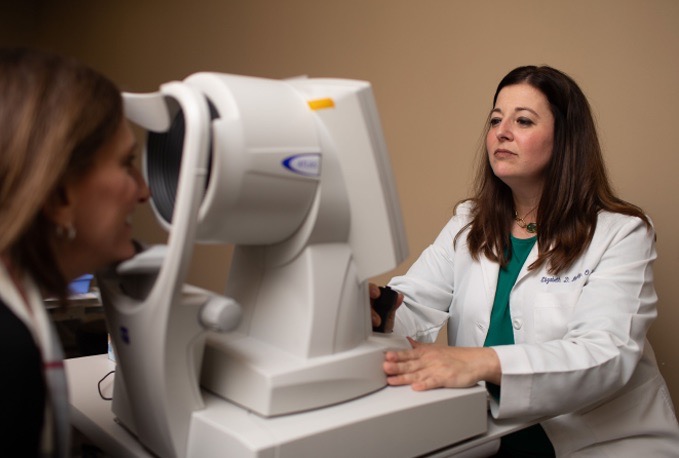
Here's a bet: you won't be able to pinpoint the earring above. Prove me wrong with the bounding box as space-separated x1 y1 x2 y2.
56 224 77 241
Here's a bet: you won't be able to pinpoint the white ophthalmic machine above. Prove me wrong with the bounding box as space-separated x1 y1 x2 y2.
97 72 488 458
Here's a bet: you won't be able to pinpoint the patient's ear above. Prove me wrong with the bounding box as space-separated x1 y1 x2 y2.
43 184 76 228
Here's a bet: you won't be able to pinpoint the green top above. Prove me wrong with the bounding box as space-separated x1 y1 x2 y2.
484 235 555 457
484 235 536 348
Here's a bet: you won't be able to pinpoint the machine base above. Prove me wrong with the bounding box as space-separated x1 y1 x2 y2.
201 333 411 417
187 383 488 458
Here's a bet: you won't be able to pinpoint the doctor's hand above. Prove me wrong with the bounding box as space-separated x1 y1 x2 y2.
383 338 502 390
369 283 402 333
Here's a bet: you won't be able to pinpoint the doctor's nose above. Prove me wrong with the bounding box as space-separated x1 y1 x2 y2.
495 122 513 142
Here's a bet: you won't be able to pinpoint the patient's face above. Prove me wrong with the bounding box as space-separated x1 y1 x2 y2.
56 119 150 278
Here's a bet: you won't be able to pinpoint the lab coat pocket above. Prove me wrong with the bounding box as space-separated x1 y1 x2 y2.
533 291 579 341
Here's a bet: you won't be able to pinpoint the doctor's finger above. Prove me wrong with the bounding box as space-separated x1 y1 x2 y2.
384 349 420 362
371 308 381 327
383 358 424 376
368 283 381 299
386 369 441 390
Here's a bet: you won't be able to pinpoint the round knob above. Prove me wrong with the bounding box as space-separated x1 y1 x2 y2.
200 296 242 332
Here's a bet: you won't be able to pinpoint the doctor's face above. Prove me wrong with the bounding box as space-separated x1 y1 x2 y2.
486 83 555 193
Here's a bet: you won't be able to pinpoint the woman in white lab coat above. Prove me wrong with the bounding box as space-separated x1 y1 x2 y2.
372 66 679 457
0 48 149 457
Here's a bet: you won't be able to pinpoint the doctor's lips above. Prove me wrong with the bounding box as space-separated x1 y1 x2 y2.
494 149 516 157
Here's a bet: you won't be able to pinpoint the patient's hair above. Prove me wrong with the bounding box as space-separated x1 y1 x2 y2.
0 47 122 296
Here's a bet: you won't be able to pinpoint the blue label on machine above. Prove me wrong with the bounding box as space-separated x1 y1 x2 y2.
282 153 321 177
120 326 130 344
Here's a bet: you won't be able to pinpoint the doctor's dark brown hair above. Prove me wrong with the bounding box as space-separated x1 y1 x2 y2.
0 47 122 297
461 65 649 274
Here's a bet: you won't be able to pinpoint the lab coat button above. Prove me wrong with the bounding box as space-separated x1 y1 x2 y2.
512 318 522 330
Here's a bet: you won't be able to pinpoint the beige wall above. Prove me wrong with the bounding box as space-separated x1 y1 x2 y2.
3 0 679 411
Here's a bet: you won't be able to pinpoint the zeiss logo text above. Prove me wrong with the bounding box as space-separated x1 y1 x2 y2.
282 153 321 177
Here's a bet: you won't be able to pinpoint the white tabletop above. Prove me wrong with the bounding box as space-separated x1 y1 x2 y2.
65 355 535 457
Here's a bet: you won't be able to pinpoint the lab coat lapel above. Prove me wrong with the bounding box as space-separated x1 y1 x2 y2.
515 242 539 286
479 255 500 310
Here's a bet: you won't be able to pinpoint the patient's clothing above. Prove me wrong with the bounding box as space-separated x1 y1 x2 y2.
0 263 69 457
0 299 46 457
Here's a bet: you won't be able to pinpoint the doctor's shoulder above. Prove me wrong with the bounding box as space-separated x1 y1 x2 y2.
449 199 476 229
592 209 656 246
432 199 476 239
434 200 476 248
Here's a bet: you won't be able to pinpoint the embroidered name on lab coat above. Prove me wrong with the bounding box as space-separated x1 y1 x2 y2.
541 269 591 285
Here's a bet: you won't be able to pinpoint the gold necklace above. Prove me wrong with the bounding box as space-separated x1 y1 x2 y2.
514 208 538 233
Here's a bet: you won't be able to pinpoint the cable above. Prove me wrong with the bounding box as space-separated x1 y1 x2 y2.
97 370 115 401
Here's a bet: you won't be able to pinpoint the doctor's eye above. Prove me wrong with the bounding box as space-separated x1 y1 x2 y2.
489 117 502 127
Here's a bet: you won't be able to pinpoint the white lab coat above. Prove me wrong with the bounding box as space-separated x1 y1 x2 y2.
391 201 679 457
